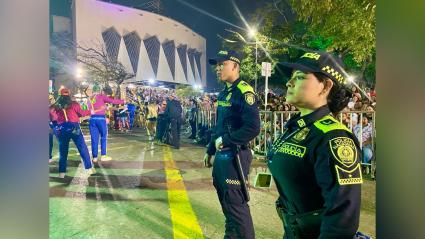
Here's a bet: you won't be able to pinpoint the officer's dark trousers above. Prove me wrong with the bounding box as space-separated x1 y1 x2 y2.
89 115 108 158
213 149 255 239
156 115 166 141
57 122 92 173
170 118 181 148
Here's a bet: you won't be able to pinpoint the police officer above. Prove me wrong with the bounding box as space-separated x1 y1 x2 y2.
268 51 362 239
188 99 198 140
204 49 260 239
164 95 183 149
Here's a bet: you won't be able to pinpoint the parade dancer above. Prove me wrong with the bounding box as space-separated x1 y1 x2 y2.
49 93 57 163
51 87 95 178
89 84 125 163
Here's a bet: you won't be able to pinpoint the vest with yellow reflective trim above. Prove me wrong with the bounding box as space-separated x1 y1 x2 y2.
212 78 259 146
267 106 362 223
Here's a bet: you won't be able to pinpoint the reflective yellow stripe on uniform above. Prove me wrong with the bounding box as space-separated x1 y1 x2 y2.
236 80 254 94
313 115 352 133
217 101 231 107
163 147 204 239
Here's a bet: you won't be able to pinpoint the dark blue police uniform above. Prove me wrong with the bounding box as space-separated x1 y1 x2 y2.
206 78 260 239
164 98 183 149
268 105 362 239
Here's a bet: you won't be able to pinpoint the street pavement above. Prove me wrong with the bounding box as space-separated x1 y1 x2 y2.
49 126 375 239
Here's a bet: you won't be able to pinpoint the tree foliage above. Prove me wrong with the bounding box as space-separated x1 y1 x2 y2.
219 0 376 88
289 0 376 63
175 85 201 99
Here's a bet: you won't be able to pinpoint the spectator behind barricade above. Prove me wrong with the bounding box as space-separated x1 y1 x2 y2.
354 115 374 174
365 104 375 118
370 87 377 98
347 94 359 110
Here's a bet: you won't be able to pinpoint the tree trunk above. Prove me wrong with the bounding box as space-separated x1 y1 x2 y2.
360 60 369 88
115 84 121 99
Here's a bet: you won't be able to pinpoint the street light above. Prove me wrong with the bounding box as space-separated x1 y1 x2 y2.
76 67 83 78
248 27 257 38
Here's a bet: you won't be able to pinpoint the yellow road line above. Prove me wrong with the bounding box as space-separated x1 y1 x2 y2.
163 147 204 239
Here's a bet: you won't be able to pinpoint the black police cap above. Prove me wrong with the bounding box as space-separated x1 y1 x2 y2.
208 50 242 65
276 51 348 86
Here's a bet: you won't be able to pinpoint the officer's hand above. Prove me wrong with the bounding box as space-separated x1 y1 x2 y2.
203 154 212 168
215 136 223 150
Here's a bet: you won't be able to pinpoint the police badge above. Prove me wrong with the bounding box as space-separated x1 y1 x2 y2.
244 93 255 105
292 127 310 142
329 137 357 168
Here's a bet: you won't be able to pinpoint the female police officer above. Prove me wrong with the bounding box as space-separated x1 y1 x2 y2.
268 51 362 239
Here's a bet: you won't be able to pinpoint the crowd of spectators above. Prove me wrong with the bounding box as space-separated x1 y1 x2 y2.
73 83 376 177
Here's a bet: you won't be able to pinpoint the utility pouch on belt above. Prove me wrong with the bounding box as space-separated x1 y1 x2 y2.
276 198 324 238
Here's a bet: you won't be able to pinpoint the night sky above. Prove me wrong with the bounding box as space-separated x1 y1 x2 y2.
50 0 273 90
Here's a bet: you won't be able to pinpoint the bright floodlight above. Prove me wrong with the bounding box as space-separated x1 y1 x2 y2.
248 27 257 38
76 67 83 78
347 76 355 82
148 78 155 84
193 84 202 90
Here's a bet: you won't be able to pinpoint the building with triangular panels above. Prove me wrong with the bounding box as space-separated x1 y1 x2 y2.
72 0 206 87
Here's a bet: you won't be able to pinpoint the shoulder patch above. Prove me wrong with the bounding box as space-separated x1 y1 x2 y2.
244 92 255 105
335 163 363 185
329 137 357 168
319 118 336 125
314 115 350 133
292 127 310 142
237 80 254 94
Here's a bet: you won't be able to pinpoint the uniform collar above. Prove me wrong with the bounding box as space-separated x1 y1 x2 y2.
224 78 241 92
285 105 331 130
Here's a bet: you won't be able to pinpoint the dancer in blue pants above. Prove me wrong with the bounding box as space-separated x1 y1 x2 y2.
49 94 57 163
89 85 124 162
50 87 95 178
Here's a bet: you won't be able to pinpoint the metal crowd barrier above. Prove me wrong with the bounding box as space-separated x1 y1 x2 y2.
186 108 376 174
193 109 216 130
253 110 376 169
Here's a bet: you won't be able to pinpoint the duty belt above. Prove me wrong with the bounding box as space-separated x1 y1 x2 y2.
276 200 324 238
220 144 250 151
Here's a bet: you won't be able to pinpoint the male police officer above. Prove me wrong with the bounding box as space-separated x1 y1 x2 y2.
204 50 260 239
164 95 183 149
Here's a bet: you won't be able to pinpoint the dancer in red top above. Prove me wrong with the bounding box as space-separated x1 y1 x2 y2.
50 87 95 178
